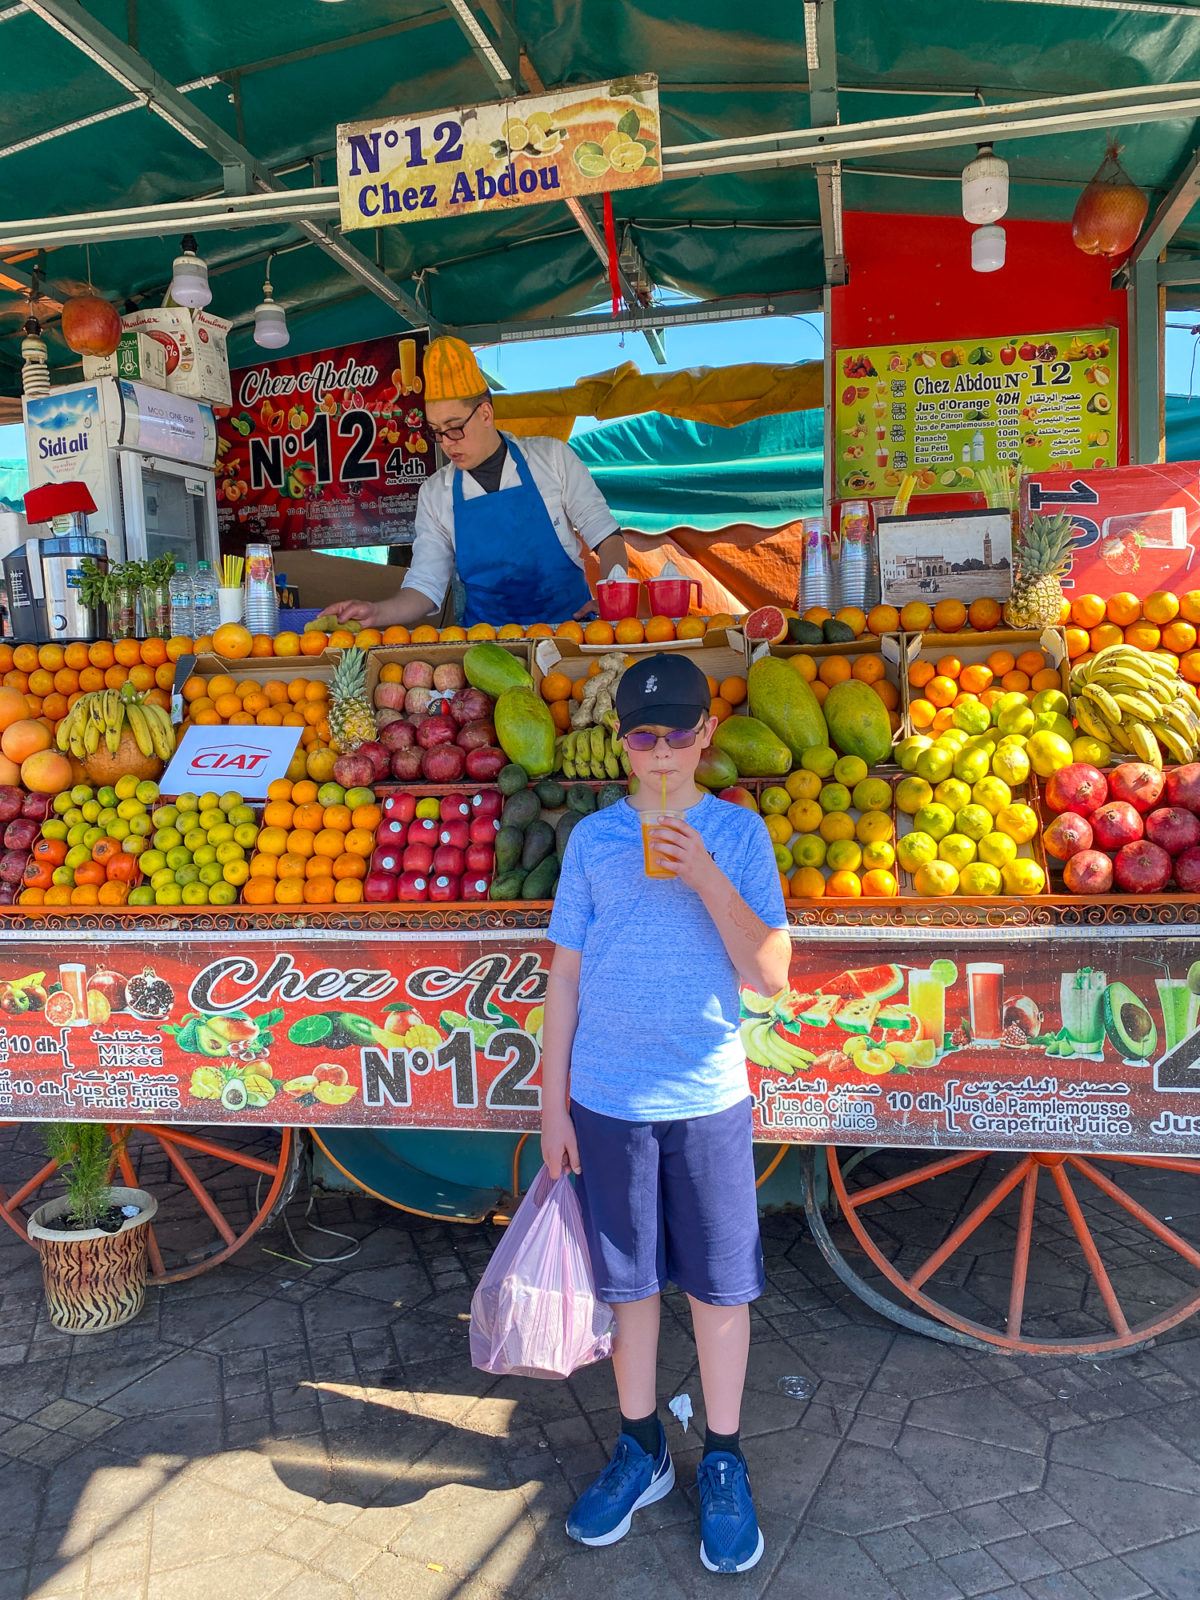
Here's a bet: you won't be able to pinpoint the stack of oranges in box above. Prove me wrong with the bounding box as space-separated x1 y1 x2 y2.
180 673 335 782
1064 589 1200 680
907 646 1059 734
242 779 380 907
0 637 181 739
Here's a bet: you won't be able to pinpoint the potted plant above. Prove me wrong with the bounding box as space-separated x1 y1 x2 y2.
27 1124 157 1334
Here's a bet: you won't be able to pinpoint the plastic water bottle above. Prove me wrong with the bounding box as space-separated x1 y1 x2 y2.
191 559 217 640
168 561 193 639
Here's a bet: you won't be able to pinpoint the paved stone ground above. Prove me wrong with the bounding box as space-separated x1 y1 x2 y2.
3 1142 1200 1599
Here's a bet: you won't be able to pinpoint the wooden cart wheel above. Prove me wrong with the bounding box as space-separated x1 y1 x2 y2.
0 1122 299 1285
803 1145 1200 1357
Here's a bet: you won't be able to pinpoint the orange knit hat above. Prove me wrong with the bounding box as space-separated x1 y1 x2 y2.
423 336 487 402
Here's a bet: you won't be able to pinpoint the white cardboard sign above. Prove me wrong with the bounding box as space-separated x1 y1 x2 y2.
161 725 302 799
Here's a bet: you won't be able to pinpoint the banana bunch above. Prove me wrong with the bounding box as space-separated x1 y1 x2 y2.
556 724 629 781
56 687 175 763
739 1016 815 1077
1070 643 1200 769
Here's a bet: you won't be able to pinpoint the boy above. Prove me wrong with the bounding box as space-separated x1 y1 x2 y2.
541 651 792 1574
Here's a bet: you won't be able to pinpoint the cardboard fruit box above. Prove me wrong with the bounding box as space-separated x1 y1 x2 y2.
899 627 1070 739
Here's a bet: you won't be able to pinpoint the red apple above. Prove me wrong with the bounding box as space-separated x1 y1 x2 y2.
1114 839 1172 894
1044 763 1108 818
376 818 407 846
371 846 403 876
439 819 469 849
461 876 490 901
428 873 461 902
465 842 494 873
409 817 439 845
1091 801 1143 851
390 748 424 782
421 744 466 783
1063 849 1114 895
383 792 416 822
1145 806 1200 857
464 747 506 781
1108 762 1164 815
402 661 434 689
718 786 759 811
469 816 499 844
440 795 470 823
1174 844 1200 892
380 720 416 752
397 871 429 901
1165 764 1200 814
450 686 493 726
433 663 466 693
1043 812 1093 861
401 843 434 874
456 719 497 751
363 871 398 903
432 844 464 876
472 790 503 820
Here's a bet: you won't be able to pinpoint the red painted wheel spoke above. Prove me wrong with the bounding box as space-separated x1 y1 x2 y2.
845 1150 985 1210
1070 1156 1200 1272
113 1140 166 1278
908 1156 1033 1291
1049 1162 1129 1336
5 1157 58 1213
1007 1163 1039 1339
1100 1154 1200 1178
152 1126 278 1177
155 1138 237 1246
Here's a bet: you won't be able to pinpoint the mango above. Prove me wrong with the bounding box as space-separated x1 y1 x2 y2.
747 656 827 761
822 680 893 767
712 715 791 778
695 746 739 791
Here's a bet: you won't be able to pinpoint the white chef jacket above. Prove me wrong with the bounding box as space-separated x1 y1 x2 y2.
402 433 620 608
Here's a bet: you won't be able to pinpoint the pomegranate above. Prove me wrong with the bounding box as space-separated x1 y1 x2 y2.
380 720 416 753
402 661 434 689
433 663 466 693
1113 839 1172 894
1043 812 1093 861
1108 762 1164 815
21 793 51 821
464 746 506 781
1063 849 1114 895
333 751 374 789
1165 764 1200 814
375 682 406 712
1174 845 1200 893
0 850 28 885
421 744 466 783
456 719 496 751
61 295 122 355
1091 801 1144 851
1044 763 1108 818
0 788 24 824
449 686 493 726
390 748 423 782
3 818 38 852
415 714 456 749
1145 806 1200 857
404 686 434 716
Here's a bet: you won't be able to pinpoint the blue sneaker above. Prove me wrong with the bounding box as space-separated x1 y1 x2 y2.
565 1429 675 1546
697 1451 764 1573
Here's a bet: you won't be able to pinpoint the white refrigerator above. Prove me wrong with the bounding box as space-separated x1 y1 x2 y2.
22 379 220 569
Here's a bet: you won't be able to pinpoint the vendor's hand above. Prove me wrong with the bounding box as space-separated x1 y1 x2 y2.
541 1111 581 1177
652 818 717 893
326 598 380 627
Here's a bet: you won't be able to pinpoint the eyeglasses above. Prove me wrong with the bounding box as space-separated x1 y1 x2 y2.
427 398 485 442
623 726 703 751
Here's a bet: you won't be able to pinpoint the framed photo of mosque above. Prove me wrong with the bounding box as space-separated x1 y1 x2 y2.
875 507 1013 607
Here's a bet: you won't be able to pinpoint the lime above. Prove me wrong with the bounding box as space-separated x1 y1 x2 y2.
1031 688 1069 717
198 861 224 886
852 777 892 813
181 881 211 906
792 833 827 868
819 782 851 813
174 863 200 887
573 141 609 177
208 881 238 906
289 1014 332 1045
896 831 937 872
915 746 954 784
760 786 791 815
894 735 932 773
198 792 220 812
800 745 838 778
135 780 159 805
952 746 992 786
193 843 218 868
913 802 955 842
96 786 117 807
956 803 994 843
952 699 991 735
997 701 1035 737
833 755 869 787
861 839 896 870
128 885 154 907
155 882 183 906
827 838 863 873
175 792 199 812
929 958 959 986
165 844 192 870
895 776 934 815
198 809 224 832
936 729 970 751
773 842 794 873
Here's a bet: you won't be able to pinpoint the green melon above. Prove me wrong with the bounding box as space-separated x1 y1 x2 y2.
747 656 828 761
712 715 791 777
822 680 893 766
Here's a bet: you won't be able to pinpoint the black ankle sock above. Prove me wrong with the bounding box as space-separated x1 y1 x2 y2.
703 1427 742 1462
620 1410 661 1457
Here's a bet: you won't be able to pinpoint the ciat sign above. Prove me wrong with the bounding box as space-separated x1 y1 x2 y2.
161 726 302 800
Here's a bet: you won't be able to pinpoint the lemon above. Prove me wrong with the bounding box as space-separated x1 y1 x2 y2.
855 1046 895 1076
765 814 793 845
761 786 791 815
991 743 1031 787
952 699 991 735
856 811 895 844
913 860 960 897
788 799 823 834
938 832 977 870
853 777 892 813
895 735 933 772
819 810 856 843
792 834 827 868
997 701 1036 737
934 778 972 814
911 1039 938 1067
1034 712 1076 744
895 776 933 815
609 139 647 173
996 803 1040 844
861 839 896 870
527 110 554 135
801 746 838 777
1002 859 1046 896
959 862 1003 895
833 755 869 787
913 802 955 841
953 746 992 786
505 119 531 149
1031 688 1069 717
937 729 970 751
1026 730 1074 777
1073 734 1112 766
915 746 954 784
956 803 995 842
819 782 851 813
896 831 937 872
826 838 863 873
978 831 1018 869
785 769 822 801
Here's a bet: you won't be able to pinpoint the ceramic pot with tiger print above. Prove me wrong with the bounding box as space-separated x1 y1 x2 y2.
29 1186 157 1335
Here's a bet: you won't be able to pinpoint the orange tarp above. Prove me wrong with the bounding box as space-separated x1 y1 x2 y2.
583 523 802 615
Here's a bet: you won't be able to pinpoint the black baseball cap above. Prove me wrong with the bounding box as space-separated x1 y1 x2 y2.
616 651 711 735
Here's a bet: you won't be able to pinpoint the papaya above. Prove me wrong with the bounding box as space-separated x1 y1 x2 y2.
494 687 556 778
746 656 827 761
822 679 894 766
695 746 738 791
463 641 533 698
712 715 791 777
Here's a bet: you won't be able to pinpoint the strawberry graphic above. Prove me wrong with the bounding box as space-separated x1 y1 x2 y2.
1100 531 1144 576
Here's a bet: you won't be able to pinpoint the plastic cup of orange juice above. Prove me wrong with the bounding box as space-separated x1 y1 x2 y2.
642 810 684 878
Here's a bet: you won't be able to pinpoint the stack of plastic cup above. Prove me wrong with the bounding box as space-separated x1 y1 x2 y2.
243 543 278 637
836 500 880 611
797 515 834 612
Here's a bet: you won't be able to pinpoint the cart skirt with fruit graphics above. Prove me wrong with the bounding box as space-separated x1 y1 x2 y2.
2 903 1200 1354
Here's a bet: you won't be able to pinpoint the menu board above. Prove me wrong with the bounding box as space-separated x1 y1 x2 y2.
833 327 1119 500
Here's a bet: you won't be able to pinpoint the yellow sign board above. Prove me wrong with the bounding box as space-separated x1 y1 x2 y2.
337 75 660 230
833 328 1119 500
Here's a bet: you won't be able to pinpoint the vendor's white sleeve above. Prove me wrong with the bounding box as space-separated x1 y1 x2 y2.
403 481 454 606
555 439 621 550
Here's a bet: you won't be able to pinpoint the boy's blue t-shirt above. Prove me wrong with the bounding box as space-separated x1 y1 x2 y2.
546 793 788 1122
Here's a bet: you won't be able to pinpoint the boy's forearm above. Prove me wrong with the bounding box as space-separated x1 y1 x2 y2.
540 969 580 1120
696 862 793 996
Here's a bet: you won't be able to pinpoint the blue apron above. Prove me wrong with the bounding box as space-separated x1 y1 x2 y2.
452 437 592 627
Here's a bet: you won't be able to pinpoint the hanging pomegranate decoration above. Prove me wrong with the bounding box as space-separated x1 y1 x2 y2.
1072 141 1148 259
60 294 121 356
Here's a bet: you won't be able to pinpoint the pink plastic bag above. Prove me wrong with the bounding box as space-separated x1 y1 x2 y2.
470 1166 613 1379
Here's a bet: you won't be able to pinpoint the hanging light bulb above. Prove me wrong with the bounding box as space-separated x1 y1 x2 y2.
20 315 50 398
971 224 1006 273
253 269 289 350
962 143 1009 224
170 233 211 309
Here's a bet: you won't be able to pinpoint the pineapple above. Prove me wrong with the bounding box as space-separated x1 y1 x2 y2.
328 648 377 752
1003 512 1077 629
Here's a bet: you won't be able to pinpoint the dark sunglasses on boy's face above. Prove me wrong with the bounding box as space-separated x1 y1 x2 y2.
623 725 703 751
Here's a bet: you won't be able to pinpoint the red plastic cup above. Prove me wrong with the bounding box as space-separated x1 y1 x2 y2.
645 576 702 619
596 578 640 621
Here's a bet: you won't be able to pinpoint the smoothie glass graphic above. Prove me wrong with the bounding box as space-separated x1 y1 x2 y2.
1060 967 1107 1055
1155 977 1200 1055
909 968 946 1056
967 963 1004 1044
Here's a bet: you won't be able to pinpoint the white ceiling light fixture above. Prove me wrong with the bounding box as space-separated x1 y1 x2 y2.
971 223 1006 272
962 142 1009 223
169 232 211 308
253 263 289 349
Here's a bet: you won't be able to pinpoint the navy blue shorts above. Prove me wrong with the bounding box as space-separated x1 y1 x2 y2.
572 1097 764 1307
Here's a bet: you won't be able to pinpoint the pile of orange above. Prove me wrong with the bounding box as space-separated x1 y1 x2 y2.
181 673 332 748
787 652 902 730
0 637 181 732
22 833 141 909
242 779 381 907
1064 590 1200 682
907 646 1058 733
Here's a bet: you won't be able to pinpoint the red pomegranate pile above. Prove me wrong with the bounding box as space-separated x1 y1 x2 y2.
1042 761 1200 895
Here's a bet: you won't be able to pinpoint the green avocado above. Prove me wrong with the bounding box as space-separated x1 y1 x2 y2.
787 618 824 646
501 790 540 830
220 1079 248 1111
567 783 597 815
535 779 567 809
196 1023 229 1057
498 763 529 796
1087 393 1112 414
1102 982 1157 1060
822 619 857 643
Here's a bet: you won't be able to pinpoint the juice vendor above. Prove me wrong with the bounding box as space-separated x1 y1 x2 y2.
327 336 628 629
